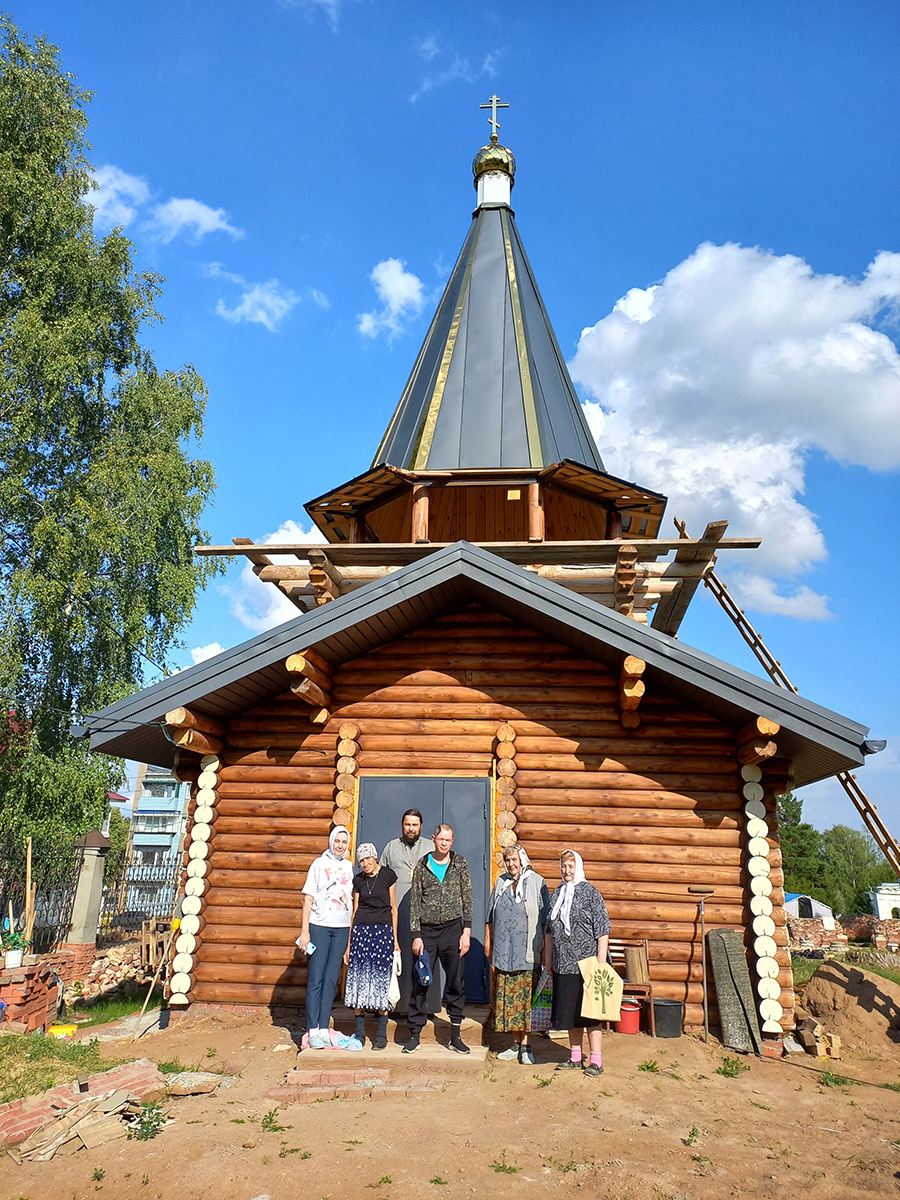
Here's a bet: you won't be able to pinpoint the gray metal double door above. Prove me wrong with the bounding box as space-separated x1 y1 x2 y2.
356 776 490 1004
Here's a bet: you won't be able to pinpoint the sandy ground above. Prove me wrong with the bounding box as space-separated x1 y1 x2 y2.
2 1002 899 1200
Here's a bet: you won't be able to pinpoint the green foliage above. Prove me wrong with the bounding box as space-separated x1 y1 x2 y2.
104 807 130 879
683 1125 700 1145
777 793 825 897
777 796 892 913
92 1168 105 1181
637 1058 659 1072
127 1102 165 1141
261 1107 290 1133
1 928 30 949
822 825 894 913
0 17 219 838
716 1056 750 1078
490 1150 520 1174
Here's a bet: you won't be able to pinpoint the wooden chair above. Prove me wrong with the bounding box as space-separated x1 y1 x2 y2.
608 936 656 1037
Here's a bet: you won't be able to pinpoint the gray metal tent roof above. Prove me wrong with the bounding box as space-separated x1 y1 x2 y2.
80 542 871 788
372 205 604 473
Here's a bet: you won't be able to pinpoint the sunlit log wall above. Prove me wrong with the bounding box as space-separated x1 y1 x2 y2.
181 606 793 1029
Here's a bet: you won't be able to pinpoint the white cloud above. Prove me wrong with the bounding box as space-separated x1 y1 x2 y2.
216 279 300 332
410 38 501 103
309 288 330 309
226 519 327 633
358 258 425 338
570 243 900 618
280 0 340 30
147 197 243 244
190 642 224 665
88 165 150 230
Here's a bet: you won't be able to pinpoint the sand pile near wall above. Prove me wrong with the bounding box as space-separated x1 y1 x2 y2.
802 960 900 1055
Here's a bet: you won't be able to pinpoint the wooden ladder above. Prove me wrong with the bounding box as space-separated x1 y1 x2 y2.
674 519 900 880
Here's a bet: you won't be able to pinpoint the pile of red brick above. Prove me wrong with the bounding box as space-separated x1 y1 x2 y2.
0 963 61 1032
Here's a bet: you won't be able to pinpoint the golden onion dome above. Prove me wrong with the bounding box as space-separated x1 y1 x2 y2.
472 135 516 186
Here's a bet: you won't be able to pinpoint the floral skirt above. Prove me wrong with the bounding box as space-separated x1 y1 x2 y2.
343 923 394 1011
493 969 536 1032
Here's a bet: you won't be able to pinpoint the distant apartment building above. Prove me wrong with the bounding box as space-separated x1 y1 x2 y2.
124 764 189 919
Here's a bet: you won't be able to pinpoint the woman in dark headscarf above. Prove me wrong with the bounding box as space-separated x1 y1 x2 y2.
543 848 610 1077
343 842 399 1050
485 844 549 1065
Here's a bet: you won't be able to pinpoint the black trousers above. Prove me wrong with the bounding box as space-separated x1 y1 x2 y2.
409 919 466 1031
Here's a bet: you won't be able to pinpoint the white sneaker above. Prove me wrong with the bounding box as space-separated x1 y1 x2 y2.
497 1046 519 1061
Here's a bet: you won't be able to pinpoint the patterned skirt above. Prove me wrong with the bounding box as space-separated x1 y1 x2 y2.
343 923 394 1011
493 969 536 1031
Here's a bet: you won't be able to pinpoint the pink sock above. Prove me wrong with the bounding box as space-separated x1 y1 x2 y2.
570 1047 583 1063
590 1052 603 1068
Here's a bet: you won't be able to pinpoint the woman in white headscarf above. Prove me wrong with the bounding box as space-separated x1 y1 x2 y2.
343 842 399 1050
543 848 610 1077
299 827 354 1048
485 844 549 1065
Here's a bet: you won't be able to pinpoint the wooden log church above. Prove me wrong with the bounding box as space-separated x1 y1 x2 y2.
83 101 874 1036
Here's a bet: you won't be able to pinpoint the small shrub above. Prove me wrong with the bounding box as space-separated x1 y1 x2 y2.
683 1126 700 1146
692 1153 712 1165
490 1150 520 1174
716 1055 749 1078
128 1103 165 1141
429 1178 448 1186
638 1059 659 1073
92 1168 105 1182
261 1107 290 1133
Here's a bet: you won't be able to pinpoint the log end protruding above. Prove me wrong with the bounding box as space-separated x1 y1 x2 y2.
618 655 647 729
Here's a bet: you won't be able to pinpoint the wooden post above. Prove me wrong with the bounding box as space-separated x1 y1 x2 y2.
527 482 544 543
411 484 430 543
607 509 623 539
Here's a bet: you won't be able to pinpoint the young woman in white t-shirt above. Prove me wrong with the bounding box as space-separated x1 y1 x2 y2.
299 827 354 1047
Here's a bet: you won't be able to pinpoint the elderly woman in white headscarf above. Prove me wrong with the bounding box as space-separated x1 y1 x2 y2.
542 848 610 1077
342 842 399 1050
299 827 354 1048
484 844 549 1065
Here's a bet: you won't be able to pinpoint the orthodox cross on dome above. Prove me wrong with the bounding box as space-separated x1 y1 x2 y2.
480 92 509 141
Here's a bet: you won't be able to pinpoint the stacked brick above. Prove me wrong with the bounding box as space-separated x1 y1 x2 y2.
0 964 60 1032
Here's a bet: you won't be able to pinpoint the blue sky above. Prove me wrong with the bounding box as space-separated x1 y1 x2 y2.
15 1 900 835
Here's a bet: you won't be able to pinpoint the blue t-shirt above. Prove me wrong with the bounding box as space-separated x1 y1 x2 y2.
427 854 449 884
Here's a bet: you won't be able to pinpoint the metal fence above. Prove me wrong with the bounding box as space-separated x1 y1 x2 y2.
98 856 181 944
0 831 85 953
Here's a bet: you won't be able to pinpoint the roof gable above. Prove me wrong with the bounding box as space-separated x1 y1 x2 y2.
81 541 869 786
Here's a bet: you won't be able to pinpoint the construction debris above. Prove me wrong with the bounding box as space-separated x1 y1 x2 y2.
794 1018 842 1059
5 1088 173 1163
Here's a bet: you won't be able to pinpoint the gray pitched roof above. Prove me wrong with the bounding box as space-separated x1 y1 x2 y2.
80 541 871 788
372 205 604 473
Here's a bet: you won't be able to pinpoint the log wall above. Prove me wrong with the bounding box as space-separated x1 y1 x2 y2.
186 605 793 1029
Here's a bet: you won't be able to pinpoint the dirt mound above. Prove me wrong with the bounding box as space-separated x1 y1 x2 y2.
802 959 900 1055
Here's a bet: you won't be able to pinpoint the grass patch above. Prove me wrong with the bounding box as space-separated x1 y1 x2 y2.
791 953 900 990
72 989 163 1029
0 1033 124 1105
155 1058 194 1075
716 1055 750 1078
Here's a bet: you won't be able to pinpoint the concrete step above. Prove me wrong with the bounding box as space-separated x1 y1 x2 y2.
330 1003 490 1047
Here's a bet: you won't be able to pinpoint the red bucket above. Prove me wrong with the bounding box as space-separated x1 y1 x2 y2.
615 999 641 1034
